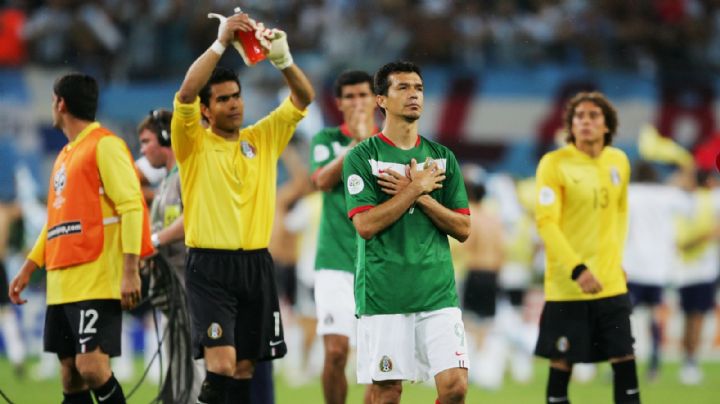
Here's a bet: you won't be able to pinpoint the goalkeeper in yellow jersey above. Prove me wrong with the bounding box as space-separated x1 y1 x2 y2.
534 92 639 404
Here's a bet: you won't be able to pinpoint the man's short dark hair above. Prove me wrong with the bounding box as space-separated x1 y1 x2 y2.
563 91 618 146
334 70 373 98
53 73 98 121
373 61 422 96
199 66 241 107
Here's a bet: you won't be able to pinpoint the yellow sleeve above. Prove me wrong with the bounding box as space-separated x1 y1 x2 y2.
246 96 307 157
97 136 143 255
535 154 583 274
27 223 47 267
171 93 203 163
616 156 630 258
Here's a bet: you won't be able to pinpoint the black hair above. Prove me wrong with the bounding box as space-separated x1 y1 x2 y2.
138 109 172 147
199 66 241 108
373 61 423 96
334 70 374 98
53 73 98 121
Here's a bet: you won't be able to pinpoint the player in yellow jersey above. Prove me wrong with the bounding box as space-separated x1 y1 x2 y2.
9 73 149 404
534 92 639 404
171 10 314 404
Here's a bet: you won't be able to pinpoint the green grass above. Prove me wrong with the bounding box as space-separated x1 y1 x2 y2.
1 358 718 403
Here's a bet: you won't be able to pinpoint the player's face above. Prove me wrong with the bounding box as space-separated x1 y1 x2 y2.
571 101 608 145
379 72 423 122
205 81 244 132
337 82 375 120
139 128 165 169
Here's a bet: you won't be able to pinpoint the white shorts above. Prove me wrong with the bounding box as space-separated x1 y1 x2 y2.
314 270 356 339
356 307 469 384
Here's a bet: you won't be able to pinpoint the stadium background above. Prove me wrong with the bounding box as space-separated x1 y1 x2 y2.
0 0 719 402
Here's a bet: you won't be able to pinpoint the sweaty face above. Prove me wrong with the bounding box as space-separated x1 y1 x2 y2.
336 82 375 120
203 81 244 133
379 72 423 122
571 101 608 145
138 128 165 169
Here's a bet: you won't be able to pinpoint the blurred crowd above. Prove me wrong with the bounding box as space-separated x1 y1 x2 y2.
3 0 720 80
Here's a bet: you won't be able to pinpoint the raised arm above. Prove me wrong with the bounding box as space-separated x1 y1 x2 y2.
280 65 315 112
177 13 255 103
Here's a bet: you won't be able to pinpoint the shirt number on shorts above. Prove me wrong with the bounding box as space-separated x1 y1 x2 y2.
79 309 99 334
273 311 280 337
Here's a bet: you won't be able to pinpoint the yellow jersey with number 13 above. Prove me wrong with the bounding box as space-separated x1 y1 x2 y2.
535 144 630 301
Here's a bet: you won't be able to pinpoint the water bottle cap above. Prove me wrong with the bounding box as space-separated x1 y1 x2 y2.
234 7 242 14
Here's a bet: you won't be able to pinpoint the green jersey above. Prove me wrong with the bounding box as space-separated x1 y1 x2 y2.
343 134 469 315
310 125 356 273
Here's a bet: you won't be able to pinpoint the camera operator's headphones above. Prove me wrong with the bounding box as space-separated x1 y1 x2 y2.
148 109 172 147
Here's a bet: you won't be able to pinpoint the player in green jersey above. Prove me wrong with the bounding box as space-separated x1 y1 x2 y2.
343 61 471 404
310 70 377 404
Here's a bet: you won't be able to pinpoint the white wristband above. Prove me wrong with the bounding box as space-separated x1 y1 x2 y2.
151 233 161 248
210 40 226 55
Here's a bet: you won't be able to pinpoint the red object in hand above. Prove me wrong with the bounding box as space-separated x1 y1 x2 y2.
235 29 266 65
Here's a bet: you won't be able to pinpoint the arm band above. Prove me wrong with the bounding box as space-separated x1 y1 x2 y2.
571 264 588 281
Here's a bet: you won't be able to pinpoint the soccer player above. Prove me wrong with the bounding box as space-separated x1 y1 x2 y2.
456 164 505 389
171 11 314 404
9 73 153 404
623 161 688 380
343 61 471 404
674 169 720 385
534 91 639 404
310 70 377 404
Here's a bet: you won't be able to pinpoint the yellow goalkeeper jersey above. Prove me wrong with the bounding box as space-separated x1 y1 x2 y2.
535 144 630 301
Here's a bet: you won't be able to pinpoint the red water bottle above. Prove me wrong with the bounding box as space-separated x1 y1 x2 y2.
233 7 266 65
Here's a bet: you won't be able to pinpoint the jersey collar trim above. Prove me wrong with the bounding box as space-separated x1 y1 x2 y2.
340 123 381 139
378 133 421 148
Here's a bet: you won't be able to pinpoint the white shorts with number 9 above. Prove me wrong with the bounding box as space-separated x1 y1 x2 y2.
356 307 469 384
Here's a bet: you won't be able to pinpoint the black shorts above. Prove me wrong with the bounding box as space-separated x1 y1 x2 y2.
679 282 717 313
186 248 286 361
462 270 498 319
0 262 9 305
503 288 527 307
44 299 122 359
627 282 663 307
534 294 635 363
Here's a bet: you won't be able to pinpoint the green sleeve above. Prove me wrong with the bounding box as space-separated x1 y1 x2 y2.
309 129 334 173
439 151 469 212
343 146 379 217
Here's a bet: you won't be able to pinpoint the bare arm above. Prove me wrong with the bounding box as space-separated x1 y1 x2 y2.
177 14 254 103
313 145 355 191
416 195 471 242
155 214 185 246
280 64 315 111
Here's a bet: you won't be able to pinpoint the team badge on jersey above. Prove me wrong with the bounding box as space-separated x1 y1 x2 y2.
347 174 364 195
241 141 256 158
53 163 67 209
208 322 223 339
538 186 555 206
379 355 393 372
313 144 330 162
610 167 621 185
556 336 569 353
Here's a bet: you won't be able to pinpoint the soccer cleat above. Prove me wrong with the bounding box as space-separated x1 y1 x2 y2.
679 364 703 385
